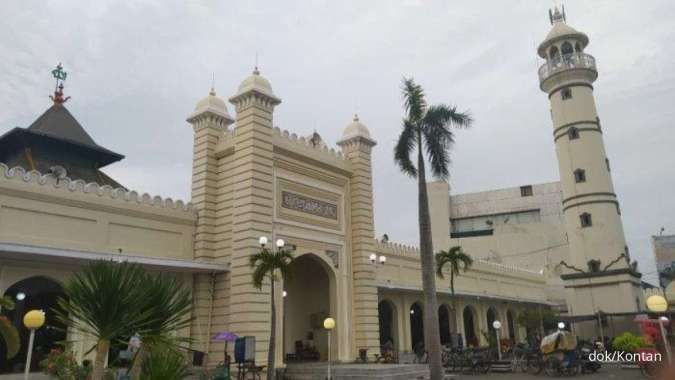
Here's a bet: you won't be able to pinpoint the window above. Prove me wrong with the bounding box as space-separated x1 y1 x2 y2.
561 41 574 56
549 46 560 61
575 42 582 52
580 212 592 228
616 203 621 215
450 209 541 237
574 169 586 183
605 158 610 171
520 185 533 197
625 245 631 260
568 127 580 140
561 88 572 100
596 116 601 130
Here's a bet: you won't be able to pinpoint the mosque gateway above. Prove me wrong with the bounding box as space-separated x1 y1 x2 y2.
0 7 648 375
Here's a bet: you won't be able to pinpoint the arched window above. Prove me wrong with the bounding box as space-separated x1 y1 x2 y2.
568 127 580 140
561 41 574 57
574 169 586 183
463 306 478 347
580 212 592 228
575 42 582 52
549 46 560 62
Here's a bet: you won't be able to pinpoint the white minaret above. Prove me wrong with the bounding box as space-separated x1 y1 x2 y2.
537 7 643 327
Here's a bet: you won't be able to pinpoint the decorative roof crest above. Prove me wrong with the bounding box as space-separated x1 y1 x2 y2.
49 63 71 105
549 5 566 25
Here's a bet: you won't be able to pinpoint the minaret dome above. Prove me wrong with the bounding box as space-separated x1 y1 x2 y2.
187 88 234 126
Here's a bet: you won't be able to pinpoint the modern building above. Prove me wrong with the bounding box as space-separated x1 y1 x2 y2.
429 181 569 307
430 6 645 338
653 234 675 272
0 6 647 376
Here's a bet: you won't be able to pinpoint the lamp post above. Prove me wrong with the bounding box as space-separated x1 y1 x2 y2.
557 322 565 331
646 295 671 364
324 317 336 380
23 310 46 380
492 320 502 360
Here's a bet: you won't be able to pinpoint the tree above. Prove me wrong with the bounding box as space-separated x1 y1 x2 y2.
129 273 193 380
56 261 151 380
0 296 20 360
250 239 294 380
435 246 473 302
394 78 472 379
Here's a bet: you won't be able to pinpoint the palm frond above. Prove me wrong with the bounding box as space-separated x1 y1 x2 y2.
401 77 427 122
422 105 473 180
394 119 418 177
55 261 151 341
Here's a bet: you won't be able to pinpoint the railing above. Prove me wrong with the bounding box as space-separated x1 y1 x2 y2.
538 52 596 82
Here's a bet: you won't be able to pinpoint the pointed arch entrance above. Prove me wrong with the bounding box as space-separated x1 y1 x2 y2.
463 305 478 347
283 253 336 362
1 276 67 374
409 302 424 351
378 300 397 347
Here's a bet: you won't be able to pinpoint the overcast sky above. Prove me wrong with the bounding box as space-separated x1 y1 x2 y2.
1 0 673 284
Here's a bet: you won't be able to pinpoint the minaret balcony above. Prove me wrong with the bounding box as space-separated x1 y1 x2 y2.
538 52 597 86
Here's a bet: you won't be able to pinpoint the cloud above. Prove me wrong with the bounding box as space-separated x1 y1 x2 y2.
1 0 673 284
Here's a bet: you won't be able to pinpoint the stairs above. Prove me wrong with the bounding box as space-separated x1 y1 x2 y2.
281 363 430 380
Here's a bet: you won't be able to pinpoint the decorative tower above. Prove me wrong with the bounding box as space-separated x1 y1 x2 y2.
187 88 235 260
186 88 234 363
538 7 643 329
228 67 281 364
337 115 380 357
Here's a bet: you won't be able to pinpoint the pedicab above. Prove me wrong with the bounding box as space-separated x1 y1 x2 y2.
540 330 580 376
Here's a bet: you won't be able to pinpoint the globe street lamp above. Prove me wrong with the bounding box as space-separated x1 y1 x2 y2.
492 320 502 360
23 310 46 380
324 318 336 380
646 295 671 364
558 322 565 330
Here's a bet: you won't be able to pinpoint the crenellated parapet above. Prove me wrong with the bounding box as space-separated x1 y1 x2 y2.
272 127 345 159
375 238 543 278
374 239 421 257
0 163 194 213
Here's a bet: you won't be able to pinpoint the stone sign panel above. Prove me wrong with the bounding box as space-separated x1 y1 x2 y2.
281 191 338 220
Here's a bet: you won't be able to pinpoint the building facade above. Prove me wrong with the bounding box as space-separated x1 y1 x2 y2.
0 7 647 375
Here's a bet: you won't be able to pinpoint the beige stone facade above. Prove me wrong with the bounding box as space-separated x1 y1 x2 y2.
0 68 553 372
1 8 649 375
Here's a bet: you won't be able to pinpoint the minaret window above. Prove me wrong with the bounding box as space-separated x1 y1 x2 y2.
605 158 611 171
580 212 592 228
575 42 582 52
561 88 572 100
574 169 586 183
596 116 602 130
549 46 560 61
561 41 574 61
520 185 533 197
568 127 579 139
616 204 622 215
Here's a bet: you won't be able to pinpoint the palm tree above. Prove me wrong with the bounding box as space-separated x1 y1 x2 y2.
250 239 294 380
0 296 20 360
435 246 473 302
394 78 472 380
129 273 193 380
56 261 151 380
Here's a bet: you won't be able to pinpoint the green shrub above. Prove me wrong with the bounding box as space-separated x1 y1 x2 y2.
141 345 190 380
612 332 648 353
